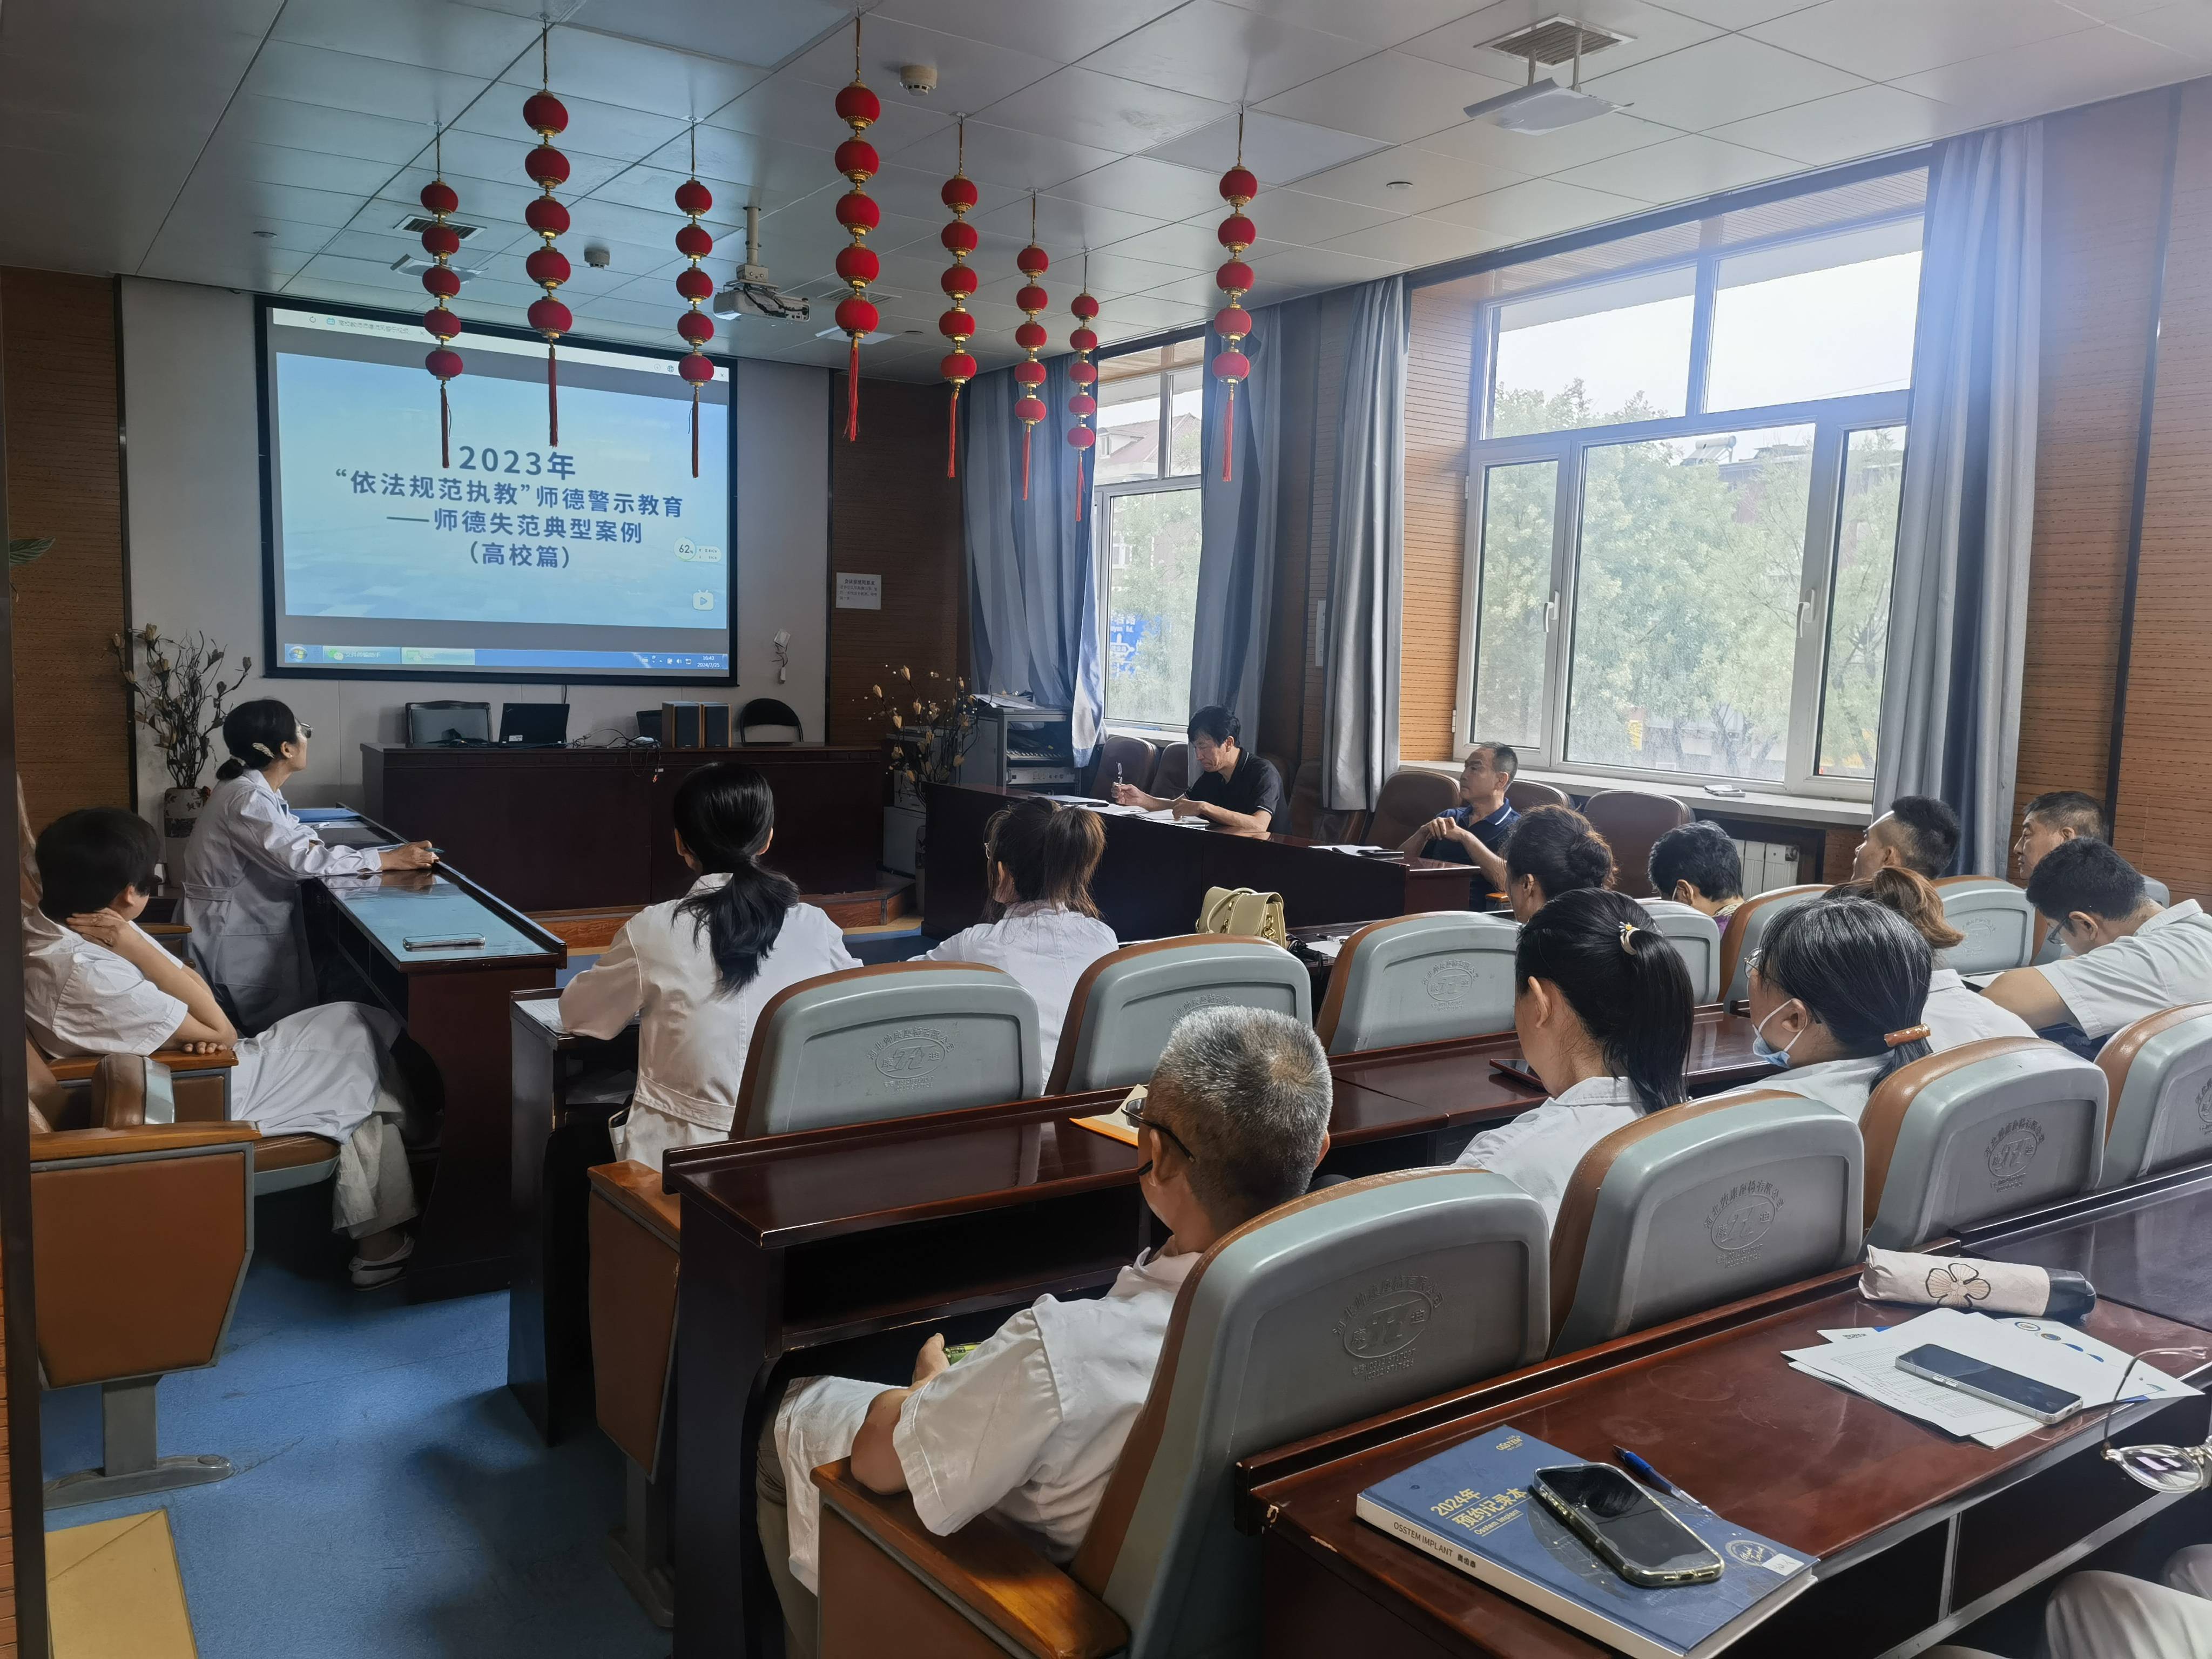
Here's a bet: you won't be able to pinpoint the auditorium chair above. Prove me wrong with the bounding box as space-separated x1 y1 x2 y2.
1152 741 1193 797
1860 1038 2107 1251
1314 911 1519 1055
1635 899 1724 1004
1095 733 1159 798
1578 790 1690 899
1049 938 1310 1093
1362 768 1459 852
1284 759 1354 842
1933 876 2039 974
28 1046 258 1508
2096 1003 2212 1188
1506 778 1570 813
1545 1090 1863 1355
811 1169 1550 1659
1718 883 1829 1009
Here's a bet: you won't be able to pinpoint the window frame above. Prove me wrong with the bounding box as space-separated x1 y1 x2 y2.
1452 210 1922 801
1094 336 1206 736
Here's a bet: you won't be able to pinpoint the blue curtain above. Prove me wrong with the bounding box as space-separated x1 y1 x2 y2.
1191 308 1279 743
962 359 1104 763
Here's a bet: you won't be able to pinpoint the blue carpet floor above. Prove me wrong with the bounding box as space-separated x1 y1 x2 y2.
41 1193 667 1659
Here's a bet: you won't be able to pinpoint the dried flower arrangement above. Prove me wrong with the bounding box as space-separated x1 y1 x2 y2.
110 624 254 791
859 664 981 807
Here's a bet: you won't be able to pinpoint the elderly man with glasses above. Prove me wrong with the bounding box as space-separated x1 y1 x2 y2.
754 1005 1334 1659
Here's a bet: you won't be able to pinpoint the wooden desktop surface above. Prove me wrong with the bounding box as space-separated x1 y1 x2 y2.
923 781 1478 939
1975 1165 2212 1332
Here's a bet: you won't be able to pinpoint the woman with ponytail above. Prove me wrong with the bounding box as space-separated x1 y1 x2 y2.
562 761 858 1170
1829 868 2034 1049
179 698 435 1030
1450 888 1692 1227
923 797 1115 1073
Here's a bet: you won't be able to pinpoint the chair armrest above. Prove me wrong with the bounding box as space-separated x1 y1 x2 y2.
44 1047 240 1085
30 1123 261 1162
587 1159 681 1247
814 1460 1128 1659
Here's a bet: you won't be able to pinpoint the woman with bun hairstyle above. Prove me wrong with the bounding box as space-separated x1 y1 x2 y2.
562 761 859 1171
1829 867 2034 1048
178 698 435 1030
923 797 1116 1075
1502 805 1615 922
1451 888 1693 1226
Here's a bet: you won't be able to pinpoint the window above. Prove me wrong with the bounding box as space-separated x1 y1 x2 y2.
1457 198 1923 797
1095 338 1205 731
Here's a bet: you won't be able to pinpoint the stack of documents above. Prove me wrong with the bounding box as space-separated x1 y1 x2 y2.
1784 1309 2197 1447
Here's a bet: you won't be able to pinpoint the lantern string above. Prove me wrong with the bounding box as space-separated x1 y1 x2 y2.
1021 426 1032 501
548 343 558 446
691 386 700 479
947 386 959 479
441 381 451 470
1074 449 1084 522
1222 382 1235 483
847 339 861 441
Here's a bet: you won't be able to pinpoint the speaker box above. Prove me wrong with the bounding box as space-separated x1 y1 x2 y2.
660 702 703 748
636 710 662 743
703 703 731 747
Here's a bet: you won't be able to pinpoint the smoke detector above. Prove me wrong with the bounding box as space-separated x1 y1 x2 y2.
1464 18 1628 133
899 63 938 96
583 243 612 269
712 205 811 323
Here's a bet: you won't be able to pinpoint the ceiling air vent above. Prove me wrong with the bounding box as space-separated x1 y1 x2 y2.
1480 16 1631 65
396 213 482 240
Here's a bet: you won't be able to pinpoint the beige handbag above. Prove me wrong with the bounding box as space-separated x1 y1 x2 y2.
1197 885 1288 946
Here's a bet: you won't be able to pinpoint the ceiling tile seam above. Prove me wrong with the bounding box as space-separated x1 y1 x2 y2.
131 1 293 273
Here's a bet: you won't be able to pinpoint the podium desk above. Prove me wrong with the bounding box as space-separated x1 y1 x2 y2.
302 813 566 1302
924 782 1476 940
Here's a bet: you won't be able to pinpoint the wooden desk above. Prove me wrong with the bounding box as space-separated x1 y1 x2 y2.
361 742 883 911
1249 1284 2212 1658
924 783 1476 939
302 814 566 1302
1974 1165 2212 1332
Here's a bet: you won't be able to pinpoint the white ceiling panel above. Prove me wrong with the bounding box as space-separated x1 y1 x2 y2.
978 66 1230 155
1642 0 1817 24
1243 242 1399 290
454 89 690 164
783 15 1062 111
1400 0 1725 80
710 69 950 159
1145 111 1386 187
1082 2 1377 105
241 38 494 126
1416 107 1678 172
218 94 440 166
0 145 193 272
2119 4 2212 56
1294 142 1532 214
1092 293 1199 328
1246 187 1400 244
971 192 1168 254
564 0 846 72
271 0 542 78
1050 156 1226 221
1426 175 1649 240
431 129 632 197
1706 83 1973 166
501 25 771 120
895 118 1123 193
1582 34 1865 129
1142 272 1235 307
1216 0 1494 51
1554 131 1799 200
1257 50 1520 146
857 162 1022 228
193 133 401 199
873 0 1185 64
1318 212 1493 265
1891 23 2196 121
1094 215 1233 269
1745 0 2097 84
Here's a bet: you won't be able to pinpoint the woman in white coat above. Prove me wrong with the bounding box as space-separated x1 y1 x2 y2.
1830 867 2035 1049
562 761 860 1171
178 699 434 1031
923 795 1116 1077
1452 888 1694 1226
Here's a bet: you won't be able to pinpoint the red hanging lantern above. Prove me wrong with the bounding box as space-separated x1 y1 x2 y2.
938 118 979 478
1067 267 1099 522
1013 197 1049 501
672 131 716 478
1213 112 1258 483
832 19 881 442
420 133 462 469
523 30 571 445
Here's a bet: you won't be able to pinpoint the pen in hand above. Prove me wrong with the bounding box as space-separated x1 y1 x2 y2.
1614 1445 1705 1510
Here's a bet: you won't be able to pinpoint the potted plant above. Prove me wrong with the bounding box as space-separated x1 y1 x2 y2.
111 625 253 867
860 666 980 893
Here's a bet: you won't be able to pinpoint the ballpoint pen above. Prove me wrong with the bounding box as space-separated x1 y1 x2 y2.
1614 1445 1705 1509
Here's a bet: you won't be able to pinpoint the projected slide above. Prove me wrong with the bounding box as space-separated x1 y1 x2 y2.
261 305 731 679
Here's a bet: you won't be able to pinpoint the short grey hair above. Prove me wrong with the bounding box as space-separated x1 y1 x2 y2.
1149 1005 1331 1229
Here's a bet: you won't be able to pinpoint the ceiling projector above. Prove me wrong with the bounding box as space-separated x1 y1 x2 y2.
1464 77 1618 133
713 204 810 323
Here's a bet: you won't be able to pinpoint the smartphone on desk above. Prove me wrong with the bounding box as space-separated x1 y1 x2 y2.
1896 1344 2083 1424
1489 1055 1546 1091
1531 1464 1724 1588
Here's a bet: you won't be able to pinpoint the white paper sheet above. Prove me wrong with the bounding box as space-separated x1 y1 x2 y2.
515 998 569 1035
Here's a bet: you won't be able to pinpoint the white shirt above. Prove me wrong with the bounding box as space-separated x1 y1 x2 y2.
773 1247 1198 1593
2034 900 2212 1039
923 903 1118 1075
1924 967 2035 1049
24 918 188 1057
1452 1075 1644 1228
1716 1052 1894 1124
559 876 859 1132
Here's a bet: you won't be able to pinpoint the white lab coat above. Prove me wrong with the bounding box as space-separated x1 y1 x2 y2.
561 877 859 1169
1711 1052 1893 1124
177 769 381 1030
1932 1547 2212 1659
2035 899 2212 1038
1923 967 2035 1049
773 1247 1198 1593
923 902 1119 1076
1452 1075 1644 1228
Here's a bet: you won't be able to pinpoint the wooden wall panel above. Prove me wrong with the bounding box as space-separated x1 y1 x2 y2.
825 375 966 749
1400 275 1482 761
3 270 129 829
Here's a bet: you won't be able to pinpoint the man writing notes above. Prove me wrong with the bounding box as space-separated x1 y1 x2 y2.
1109 705 1282 833
1402 744 1519 864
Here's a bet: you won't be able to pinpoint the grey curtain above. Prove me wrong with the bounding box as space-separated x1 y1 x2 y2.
963 359 1104 763
1874 123 2042 876
1190 308 1279 740
1321 276 1408 812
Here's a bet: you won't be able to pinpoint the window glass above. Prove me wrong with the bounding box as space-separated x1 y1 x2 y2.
1817 426 1906 779
1103 488 1203 727
1566 425 1815 783
1469 460 1556 749
1095 372 1162 484
1168 369 1204 477
1706 220 1923 412
1490 266 1695 438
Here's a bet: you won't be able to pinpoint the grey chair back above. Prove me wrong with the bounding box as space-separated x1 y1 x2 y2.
734 962 1041 1137
1096 733 1159 798
1934 877 2039 974
1548 1090 1863 1354
2146 876 2173 908
1636 899 1723 1004
1049 936 1310 1093
2096 1003 2212 1187
1071 1169 1549 1659
1718 883 1827 1008
1862 1037 2107 1250
1314 912 1519 1055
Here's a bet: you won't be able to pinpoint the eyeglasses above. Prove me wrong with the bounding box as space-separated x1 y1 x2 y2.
2098 1351 2212 1495
1122 1094 1196 1165
295 724 314 741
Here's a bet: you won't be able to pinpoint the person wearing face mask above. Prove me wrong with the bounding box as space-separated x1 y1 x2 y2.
1723 894 1936 1123
1451 889 1692 1226
1827 867 2035 1048
753 1006 1332 1659
178 698 435 1031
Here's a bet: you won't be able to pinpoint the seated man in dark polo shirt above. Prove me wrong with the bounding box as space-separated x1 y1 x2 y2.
1402 743 1520 865
1110 705 1283 833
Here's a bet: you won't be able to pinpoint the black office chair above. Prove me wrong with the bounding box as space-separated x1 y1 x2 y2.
406 700 492 746
737 698 802 744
